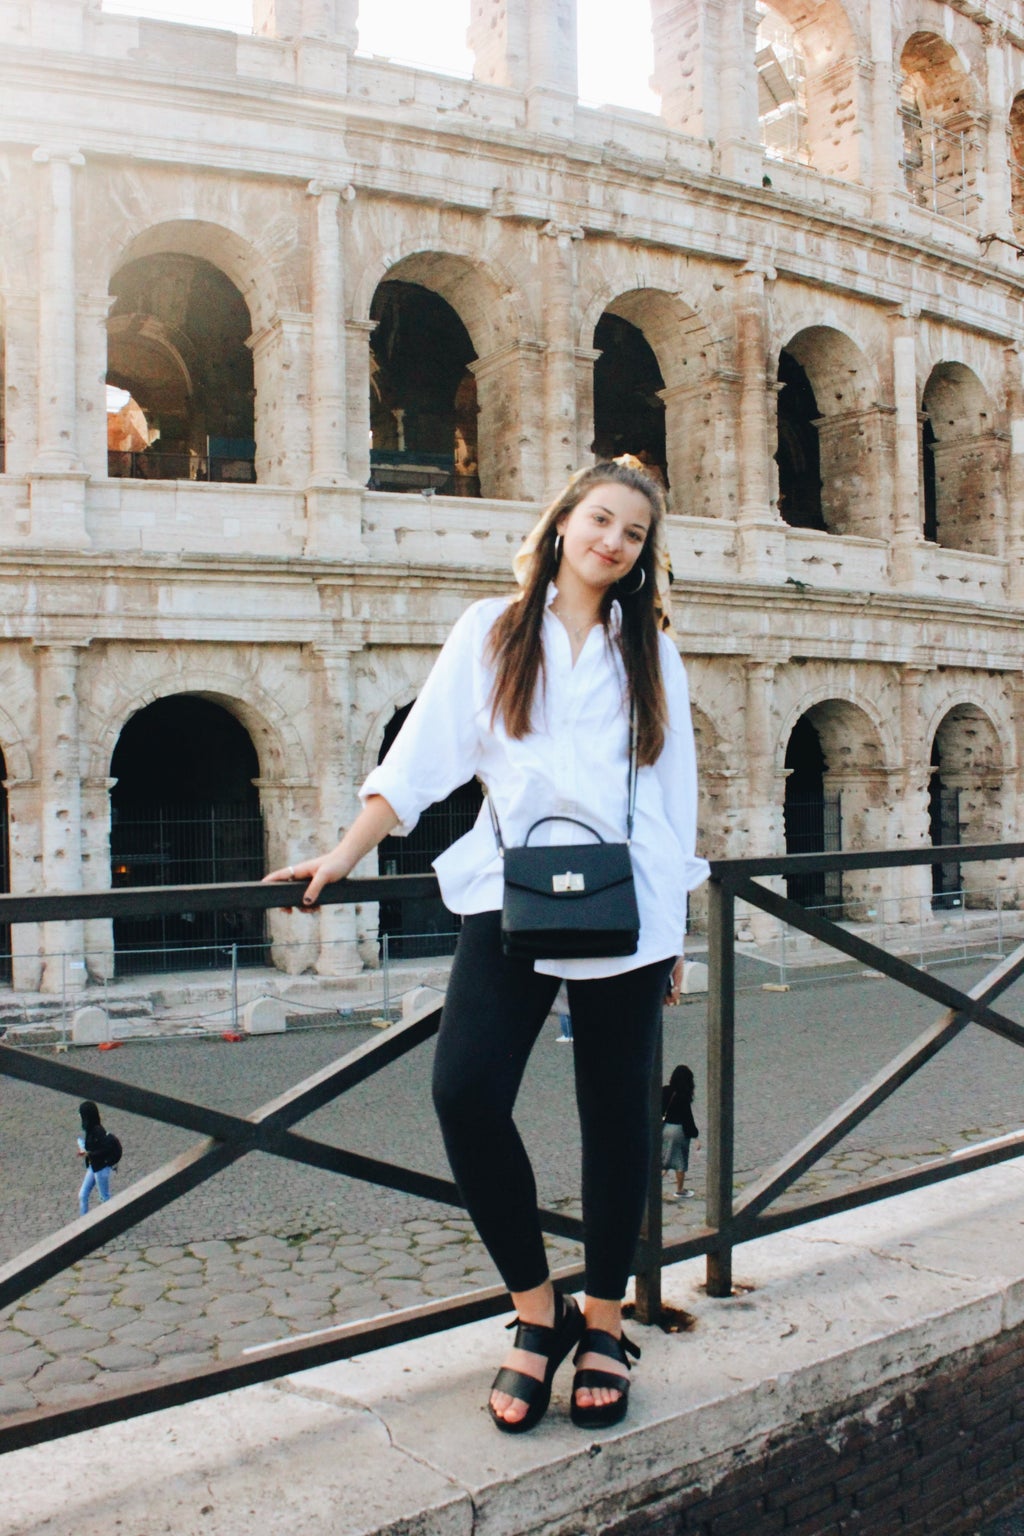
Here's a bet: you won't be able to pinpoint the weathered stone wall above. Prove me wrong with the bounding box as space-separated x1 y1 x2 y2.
0 0 1024 985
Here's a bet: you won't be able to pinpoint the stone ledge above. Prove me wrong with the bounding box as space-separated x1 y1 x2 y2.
3 1159 1023 1536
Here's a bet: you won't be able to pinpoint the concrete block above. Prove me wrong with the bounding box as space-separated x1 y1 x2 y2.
71 1005 111 1046
243 998 286 1034
682 960 708 993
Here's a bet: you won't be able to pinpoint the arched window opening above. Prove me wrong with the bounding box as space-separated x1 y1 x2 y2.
110 696 267 976
783 714 842 914
592 312 668 487
368 280 479 496
376 702 482 958
1011 93 1024 242
921 364 1002 554
899 34 982 223
776 350 824 529
0 747 10 984
107 254 256 482
756 2 808 165
930 706 1004 911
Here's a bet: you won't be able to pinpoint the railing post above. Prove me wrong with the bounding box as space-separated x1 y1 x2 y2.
706 876 735 1298
634 1018 663 1326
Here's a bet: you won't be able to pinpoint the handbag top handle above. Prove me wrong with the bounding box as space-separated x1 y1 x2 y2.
485 700 638 856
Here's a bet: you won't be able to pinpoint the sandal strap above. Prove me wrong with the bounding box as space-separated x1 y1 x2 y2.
504 1292 580 1356
491 1365 547 1404
574 1328 640 1368
572 1367 630 1394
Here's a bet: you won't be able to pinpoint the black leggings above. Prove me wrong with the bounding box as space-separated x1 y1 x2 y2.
432 911 673 1300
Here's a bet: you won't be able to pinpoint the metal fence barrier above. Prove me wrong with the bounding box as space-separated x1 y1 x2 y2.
2 845 1024 1453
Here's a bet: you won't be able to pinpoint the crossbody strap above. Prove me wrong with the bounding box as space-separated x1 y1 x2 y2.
485 698 639 855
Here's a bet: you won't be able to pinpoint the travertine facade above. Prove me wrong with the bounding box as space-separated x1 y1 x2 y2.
2 0 1024 987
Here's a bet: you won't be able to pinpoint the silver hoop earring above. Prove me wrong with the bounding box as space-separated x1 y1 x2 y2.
554 533 563 563
621 565 646 595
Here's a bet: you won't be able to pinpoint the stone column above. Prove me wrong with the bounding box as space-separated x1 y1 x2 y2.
539 221 582 500
1005 347 1024 604
80 776 115 981
651 0 760 181
345 317 375 489
2 292 38 479
470 341 546 502
467 0 576 134
6 779 43 994
79 291 114 482
867 0 903 222
889 306 923 587
36 644 85 993
734 266 785 580
743 659 784 943
313 644 362 977
31 147 84 475
981 26 1014 247
307 179 355 486
661 371 740 520
573 346 600 470
896 665 934 919
716 0 762 183
253 0 358 89
250 312 312 487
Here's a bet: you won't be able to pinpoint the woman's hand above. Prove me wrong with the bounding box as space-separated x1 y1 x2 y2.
262 795 400 910
263 852 352 908
666 957 684 1005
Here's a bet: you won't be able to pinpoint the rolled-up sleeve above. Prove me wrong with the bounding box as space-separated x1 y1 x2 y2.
359 604 486 836
655 636 710 892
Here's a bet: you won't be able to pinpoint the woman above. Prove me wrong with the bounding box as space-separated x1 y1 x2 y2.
76 1100 114 1216
266 458 708 1432
662 1063 700 1201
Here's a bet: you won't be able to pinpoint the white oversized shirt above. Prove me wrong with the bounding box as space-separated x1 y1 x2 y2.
360 588 710 979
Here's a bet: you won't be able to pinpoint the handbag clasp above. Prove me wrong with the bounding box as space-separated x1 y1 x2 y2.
552 871 586 893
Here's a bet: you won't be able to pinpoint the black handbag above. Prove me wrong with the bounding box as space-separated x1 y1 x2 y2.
486 712 640 960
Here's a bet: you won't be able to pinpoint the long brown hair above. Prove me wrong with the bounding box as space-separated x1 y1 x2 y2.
487 461 669 765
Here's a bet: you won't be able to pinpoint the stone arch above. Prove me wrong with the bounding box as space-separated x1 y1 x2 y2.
88 669 310 788
921 361 1005 553
585 285 716 508
355 246 529 360
898 30 983 222
105 219 301 486
756 0 867 180
781 693 890 916
0 703 32 786
928 700 1007 907
358 678 428 786
361 247 536 501
775 325 883 537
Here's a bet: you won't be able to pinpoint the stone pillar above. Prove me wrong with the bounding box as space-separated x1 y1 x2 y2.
1005 347 1024 604
815 405 893 540
539 221 582 500
717 0 762 183
346 317 375 489
250 312 312 487
254 0 358 43
80 775 115 981
651 0 760 181
867 0 903 222
734 266 785 580
313 645 362 977
79 290 113 482
804 54 875 187
470 340 546 502
2 292 38 478
31 147 84 474
467 0 576 134
743 659 784 943
895 665 934 919
573 346 600 470
36 644 85 993
662 371 741 521
981 26 1014 246
6 779 43 994
889 306 923 587
29 0 97 51
307 179 353 484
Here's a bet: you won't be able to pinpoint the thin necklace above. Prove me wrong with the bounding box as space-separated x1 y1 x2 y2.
553 602 597 642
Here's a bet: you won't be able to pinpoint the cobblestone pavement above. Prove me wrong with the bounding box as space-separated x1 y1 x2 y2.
3 954 1023 1419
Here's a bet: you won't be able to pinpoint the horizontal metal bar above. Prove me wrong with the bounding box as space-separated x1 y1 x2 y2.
709 840 1024 882
733 877 1024 1050
0 1260 587 1455
0 874 440 926
731 940 1024 1225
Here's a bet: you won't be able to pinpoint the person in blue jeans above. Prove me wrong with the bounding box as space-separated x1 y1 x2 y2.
77 1100 114 1215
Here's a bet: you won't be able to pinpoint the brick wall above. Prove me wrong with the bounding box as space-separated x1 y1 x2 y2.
604 1324 1024 1536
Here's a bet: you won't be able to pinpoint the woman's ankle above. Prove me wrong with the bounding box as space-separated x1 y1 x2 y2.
509 1279 555 1327
583 1296 622 1336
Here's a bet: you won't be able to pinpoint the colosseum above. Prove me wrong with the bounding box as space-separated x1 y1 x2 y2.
1 0 1023 993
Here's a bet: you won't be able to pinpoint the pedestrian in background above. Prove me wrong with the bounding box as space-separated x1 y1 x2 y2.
77 1100 116 1216
662 1063 700 1200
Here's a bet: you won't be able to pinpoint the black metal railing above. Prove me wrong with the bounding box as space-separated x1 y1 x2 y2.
2 843 1024 1453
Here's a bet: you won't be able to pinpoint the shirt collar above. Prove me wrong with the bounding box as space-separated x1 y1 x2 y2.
546 582 622 634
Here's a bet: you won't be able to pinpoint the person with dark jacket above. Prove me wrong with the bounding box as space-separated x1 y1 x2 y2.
662 1064 700 1200
77 1100 115 1215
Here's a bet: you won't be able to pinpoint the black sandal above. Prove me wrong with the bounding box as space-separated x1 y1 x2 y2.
570 1327 641 1430
488 1291 584 1434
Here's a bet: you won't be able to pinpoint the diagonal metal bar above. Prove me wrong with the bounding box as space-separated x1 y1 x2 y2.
733 877 1024 1049
729 1131 1024 1244
731 939 1024 1225
0 1141 240 1311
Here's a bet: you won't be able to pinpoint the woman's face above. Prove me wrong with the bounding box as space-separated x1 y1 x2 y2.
556 482 652 595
